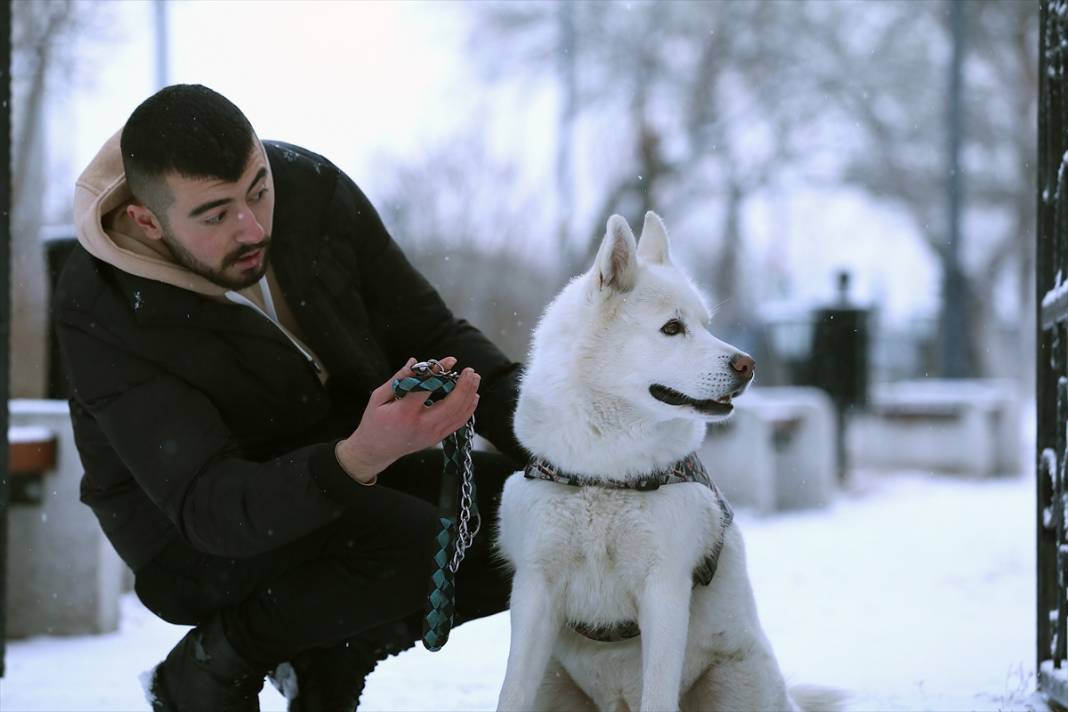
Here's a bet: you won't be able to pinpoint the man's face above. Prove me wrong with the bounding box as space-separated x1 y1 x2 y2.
157 148 275 290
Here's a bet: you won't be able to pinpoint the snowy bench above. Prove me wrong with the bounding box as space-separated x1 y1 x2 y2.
9 424 58 505
700 386 836 513
847 379 1022 476
6 399 126 637
700 406 776 513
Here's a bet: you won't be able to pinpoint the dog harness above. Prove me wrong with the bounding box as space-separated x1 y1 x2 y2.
523 452 734 643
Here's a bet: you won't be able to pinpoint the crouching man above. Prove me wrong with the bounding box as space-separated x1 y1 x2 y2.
56 84 525 710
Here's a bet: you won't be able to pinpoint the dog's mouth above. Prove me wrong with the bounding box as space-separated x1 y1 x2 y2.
649 384 735 416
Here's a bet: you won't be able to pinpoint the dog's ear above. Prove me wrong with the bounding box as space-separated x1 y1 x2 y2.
595 215 638 292
637 211 670 265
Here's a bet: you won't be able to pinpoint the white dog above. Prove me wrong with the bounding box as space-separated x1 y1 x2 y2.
495 213 818 712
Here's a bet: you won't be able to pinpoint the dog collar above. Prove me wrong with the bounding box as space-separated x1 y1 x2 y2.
523 452 713 491
524 452 735 643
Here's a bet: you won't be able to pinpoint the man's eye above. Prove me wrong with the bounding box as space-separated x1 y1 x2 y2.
204 211 226 225
660 319 685 336
251 187 269 202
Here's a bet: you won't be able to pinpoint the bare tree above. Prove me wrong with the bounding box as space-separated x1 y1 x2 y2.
371 135 558 361
464 1 827 341
11 0 105 397
802 0 1037 379
465 0 1037 382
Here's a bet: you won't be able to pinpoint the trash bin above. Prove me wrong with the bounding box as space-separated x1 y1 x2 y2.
806 271 870 482
808 271 870 412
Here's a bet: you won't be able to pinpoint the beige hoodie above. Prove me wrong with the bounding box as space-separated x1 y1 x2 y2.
73 130 328 381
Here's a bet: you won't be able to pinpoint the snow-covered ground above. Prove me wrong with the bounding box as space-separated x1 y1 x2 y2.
2 468 1045 711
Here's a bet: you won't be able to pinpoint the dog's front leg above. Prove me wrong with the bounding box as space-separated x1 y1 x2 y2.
637 575 693 712
497 570 563 712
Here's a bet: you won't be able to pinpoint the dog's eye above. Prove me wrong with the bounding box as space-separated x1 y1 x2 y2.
660 319 685 336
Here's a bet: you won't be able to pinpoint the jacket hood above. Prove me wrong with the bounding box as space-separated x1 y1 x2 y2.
73 129 275 298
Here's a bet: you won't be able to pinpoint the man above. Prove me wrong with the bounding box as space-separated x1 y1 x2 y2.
56 84 526 711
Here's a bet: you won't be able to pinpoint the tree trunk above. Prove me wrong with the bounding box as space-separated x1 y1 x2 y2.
712 178 745 339
10 45 50 398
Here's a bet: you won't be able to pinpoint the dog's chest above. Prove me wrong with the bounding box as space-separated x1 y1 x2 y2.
499 476 717 622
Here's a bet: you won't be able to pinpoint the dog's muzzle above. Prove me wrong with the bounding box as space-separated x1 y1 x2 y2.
648 384 735 415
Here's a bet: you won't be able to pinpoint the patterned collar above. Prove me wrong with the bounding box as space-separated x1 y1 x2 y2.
523 452 713 491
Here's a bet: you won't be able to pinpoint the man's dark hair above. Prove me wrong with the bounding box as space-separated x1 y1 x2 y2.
120 84 256 219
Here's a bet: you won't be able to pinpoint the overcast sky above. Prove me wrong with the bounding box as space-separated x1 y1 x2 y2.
56 1 473 189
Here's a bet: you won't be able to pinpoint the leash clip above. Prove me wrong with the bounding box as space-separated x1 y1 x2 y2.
394 359 460 405
411 359 448 378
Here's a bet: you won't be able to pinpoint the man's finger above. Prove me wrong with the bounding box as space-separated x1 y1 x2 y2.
394 357 417 379
369 358 417 406
438 391 479 439
452 387 480 427
425 368 480 426
396 364 463 412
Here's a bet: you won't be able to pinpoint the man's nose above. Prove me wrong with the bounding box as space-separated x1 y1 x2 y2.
730 352 756 380
234 209 265 243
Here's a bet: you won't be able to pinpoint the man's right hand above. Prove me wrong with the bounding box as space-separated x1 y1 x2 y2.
335 357 481 484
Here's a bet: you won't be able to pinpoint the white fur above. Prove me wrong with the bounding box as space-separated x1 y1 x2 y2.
496 213 805 712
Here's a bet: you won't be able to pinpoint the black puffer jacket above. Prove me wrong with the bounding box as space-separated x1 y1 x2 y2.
55 141 525 571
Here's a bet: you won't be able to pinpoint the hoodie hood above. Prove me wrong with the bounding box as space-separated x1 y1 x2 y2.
73 129 275 298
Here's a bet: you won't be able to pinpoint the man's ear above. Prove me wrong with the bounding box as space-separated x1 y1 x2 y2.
126 203 165 241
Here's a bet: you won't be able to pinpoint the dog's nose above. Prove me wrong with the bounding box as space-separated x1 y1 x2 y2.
730 353 756 379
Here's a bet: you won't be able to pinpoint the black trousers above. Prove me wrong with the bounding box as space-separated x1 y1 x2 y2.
134 450 519 670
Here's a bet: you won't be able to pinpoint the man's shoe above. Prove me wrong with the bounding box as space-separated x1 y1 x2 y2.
143 616 266 711
270 617 418 712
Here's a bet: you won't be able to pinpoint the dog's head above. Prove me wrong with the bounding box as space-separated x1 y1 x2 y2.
580 212 755 422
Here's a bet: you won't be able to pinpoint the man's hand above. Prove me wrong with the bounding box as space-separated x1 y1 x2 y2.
336 357 480 484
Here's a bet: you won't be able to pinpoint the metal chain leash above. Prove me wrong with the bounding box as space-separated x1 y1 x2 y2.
391 359 479 651
449 415 480 573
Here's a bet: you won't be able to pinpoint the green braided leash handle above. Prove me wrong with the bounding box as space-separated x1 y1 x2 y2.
423 515 458 651
391 360 478 652
392 374 456 405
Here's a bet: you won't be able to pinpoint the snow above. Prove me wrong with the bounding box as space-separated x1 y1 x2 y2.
871 378 1014 407
1040 660 1068 691
137 666 159 707
1042 280 1068 311
2 467 1047 711
9 399 71 416
7 425 55 444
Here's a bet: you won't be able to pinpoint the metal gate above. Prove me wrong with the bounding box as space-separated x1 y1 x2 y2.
1038 1 1068 705
0 0 11 679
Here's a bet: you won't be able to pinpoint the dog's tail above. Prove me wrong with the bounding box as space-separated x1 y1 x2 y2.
789 684 850 712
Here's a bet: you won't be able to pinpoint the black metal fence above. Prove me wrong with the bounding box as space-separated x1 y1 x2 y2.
1038 0 1068 705
0 0 11 678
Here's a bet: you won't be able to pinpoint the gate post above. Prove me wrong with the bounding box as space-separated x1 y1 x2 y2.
1037 0 1068 704
0 0 12 678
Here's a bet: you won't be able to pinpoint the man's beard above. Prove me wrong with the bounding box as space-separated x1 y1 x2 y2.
161 227 272 290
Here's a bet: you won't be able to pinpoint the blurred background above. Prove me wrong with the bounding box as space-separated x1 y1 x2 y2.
4 1 1044 710
11 0 1036 392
